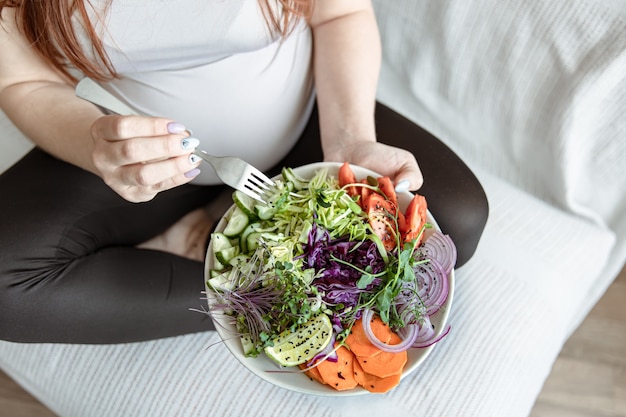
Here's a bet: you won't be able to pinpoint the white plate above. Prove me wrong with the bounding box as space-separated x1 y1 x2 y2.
204 162 455 396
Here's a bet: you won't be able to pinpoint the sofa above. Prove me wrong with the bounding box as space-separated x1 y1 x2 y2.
1 0 624 416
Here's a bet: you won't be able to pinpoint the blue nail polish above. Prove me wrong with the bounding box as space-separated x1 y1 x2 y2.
184 168 201 179
168 122 187 134
189 154 201 164
181 137 200 150
394 179 410 193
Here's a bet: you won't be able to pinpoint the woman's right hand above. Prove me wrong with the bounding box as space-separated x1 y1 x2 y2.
90 115 202 202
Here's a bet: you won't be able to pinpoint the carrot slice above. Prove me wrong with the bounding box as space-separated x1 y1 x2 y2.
355 333 407 378
299 363 326 385
345 316 393 357
353 356 402 393
316 344 358 391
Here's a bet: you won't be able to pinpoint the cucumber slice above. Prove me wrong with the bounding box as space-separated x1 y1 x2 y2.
223 206 249 237
240 222 262 252
232 191 258 219
207 269 236 292
281 167 308 190
227 254 249 268
246 231 263 252
211 232 233 252
210 232 233 271
215 246 240 265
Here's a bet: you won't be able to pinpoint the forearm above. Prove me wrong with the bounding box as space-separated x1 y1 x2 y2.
0 81 103 175
310 3 381 156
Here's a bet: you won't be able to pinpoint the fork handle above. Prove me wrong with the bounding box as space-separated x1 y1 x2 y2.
75 78 140 116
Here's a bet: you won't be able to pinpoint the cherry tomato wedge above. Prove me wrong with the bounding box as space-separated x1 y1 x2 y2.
400 194 428 245
366 193 398 251
376 176 398 207
338 162 359 198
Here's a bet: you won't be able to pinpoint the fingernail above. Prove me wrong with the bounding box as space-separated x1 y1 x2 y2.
168 122 187 134
184 168 201 179
189 154 201 164
181 137 200 150
394 179 410 193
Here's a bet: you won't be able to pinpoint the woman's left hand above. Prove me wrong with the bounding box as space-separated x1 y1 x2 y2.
323 141 423 192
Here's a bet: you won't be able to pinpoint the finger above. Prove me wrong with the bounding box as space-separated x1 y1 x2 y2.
394 161 424 192
119 153 201 188
91 115 181 141
109 135 200 166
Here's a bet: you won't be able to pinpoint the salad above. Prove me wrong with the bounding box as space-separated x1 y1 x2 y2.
205 163 456 393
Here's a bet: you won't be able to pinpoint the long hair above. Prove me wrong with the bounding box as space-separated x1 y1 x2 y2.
0 0 313 82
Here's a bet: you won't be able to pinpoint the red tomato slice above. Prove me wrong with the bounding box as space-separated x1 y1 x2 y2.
401 194 428 245
366 193 398 252
338 162 358 198
376 176 398 207
359 178 373 210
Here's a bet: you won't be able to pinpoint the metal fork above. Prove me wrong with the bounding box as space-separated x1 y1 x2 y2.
75 77 275 203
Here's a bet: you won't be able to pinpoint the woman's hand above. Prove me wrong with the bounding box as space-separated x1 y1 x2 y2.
90 115 202 202
324 141 423 192
310 1 421 193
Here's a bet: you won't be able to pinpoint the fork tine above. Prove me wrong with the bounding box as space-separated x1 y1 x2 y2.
249 168 275 187
240 187 266 204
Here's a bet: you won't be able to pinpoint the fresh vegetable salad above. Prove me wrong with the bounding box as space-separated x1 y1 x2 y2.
206 163 456 393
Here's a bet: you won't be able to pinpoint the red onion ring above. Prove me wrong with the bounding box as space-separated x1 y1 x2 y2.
414 258 449 316
361 309 418 353
420 230 457 275
412 324 451 349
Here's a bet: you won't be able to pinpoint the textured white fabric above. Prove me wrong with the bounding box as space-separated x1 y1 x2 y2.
373 0 626 334
1 0 625 416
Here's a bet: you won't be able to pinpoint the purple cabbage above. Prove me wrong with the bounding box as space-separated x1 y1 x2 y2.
297 223 386 324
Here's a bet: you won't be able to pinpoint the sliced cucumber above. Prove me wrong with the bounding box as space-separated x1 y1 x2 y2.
207 269 236 292
240 222 262 252
246 231 263 252
210 232 233 271
282 167 308 190
232 191 258 219
215 246 240 265
211 232 233 251
223 206 249 237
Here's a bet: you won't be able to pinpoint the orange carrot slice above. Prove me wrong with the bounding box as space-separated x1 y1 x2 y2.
355 333 407 378
316 344 358 391
345 316 394 357
299 363 326 385
353 356 402 393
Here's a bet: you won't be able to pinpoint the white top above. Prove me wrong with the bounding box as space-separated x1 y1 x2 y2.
79 0 314 184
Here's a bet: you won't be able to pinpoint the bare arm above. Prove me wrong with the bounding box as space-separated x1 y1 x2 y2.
0 8 103 173
0 7 200 202
309 0 422 190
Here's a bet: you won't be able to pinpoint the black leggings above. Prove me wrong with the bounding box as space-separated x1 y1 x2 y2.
0 104 488 344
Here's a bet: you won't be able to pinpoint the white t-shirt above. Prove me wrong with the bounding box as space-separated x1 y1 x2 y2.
80 0 314 184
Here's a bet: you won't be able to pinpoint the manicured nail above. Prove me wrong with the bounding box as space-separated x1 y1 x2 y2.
167 122 187 134
189 154 201 164
184 168 201 179
394 179 410 193
181 137 200 150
